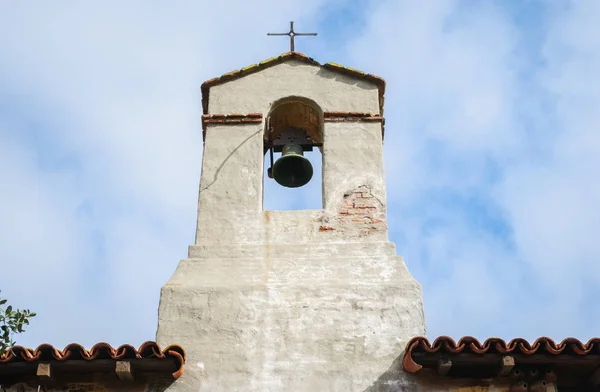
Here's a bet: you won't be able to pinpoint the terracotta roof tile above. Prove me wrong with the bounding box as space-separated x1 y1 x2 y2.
0 341 185 385
402 335 600 385
201 52 386 115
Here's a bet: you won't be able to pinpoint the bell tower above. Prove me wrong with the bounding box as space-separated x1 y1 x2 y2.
156 52 425 392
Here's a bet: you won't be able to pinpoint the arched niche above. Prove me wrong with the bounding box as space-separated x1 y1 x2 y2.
263 96 324 210
265 96 324 151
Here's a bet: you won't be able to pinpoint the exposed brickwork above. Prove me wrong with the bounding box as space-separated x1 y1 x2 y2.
337 186 387 237
318 225 335 231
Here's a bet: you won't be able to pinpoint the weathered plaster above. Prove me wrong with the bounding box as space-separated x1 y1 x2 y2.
156 59 427 391
207 60 381 115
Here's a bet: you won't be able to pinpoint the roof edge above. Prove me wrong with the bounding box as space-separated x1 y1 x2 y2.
201 52 386 115
0 341 186 380
403 335 600 374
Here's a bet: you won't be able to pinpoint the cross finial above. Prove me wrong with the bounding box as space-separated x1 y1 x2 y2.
267 21 317 52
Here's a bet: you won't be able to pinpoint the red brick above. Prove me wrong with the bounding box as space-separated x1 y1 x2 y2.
319 226 335 232
354 205 377 210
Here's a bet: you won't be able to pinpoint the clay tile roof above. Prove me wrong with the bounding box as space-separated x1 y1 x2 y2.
200 52 386 115
403 336 600 386
0 341 185 386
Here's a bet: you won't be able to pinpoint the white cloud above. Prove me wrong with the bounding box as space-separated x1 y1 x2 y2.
345 0 600 342
494 0 600 325
0 0 332 348
0 0 599 351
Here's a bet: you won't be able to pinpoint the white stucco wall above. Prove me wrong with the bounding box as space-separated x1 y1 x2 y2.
155 59 426 392
207 61 381 115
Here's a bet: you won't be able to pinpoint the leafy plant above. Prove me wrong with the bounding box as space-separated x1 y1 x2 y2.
0 291 36 355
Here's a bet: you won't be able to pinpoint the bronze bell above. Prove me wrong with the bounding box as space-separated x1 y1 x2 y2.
272 144 313 188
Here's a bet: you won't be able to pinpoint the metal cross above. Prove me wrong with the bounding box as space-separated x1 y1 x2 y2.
267 21 317 52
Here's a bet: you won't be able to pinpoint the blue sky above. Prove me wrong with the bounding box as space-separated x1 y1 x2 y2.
1 0 599 349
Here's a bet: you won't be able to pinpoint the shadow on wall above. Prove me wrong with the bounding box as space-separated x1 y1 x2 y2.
363 352 422 392
364 354 537 392
148 376 177 392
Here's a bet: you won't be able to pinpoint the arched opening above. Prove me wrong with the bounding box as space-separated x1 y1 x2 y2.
263 96 323 210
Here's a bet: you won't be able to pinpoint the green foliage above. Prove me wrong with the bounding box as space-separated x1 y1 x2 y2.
0 291 36 355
